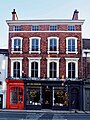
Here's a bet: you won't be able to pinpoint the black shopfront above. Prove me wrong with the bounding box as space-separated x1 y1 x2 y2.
24 79 83 110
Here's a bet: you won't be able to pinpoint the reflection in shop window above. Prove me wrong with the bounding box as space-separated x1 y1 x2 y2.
54 87 68 107
26 86 41 105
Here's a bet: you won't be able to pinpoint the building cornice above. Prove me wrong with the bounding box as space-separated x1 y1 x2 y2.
6 19 85 25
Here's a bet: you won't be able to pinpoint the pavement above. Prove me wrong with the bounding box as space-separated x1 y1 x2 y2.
0 109 90 114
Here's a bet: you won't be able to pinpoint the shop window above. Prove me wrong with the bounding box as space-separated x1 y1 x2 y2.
26 86 41 105
54 87 68 107
10 87 23 104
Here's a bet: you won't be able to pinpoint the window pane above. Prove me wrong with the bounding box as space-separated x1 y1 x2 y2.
49 62 57 78
31 62 38 77
13 62 20 78
68 62 75 78
50 39 57 51
14 39 21 51
68 39 75 52
54 87 68 107
31 39 39 51
26 87 41 105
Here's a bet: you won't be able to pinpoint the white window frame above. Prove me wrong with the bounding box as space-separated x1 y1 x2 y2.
46 57 60 80
48 37 59 54
66 37 78 54
10 57 23 79
29 37 41 54
65 58 79 80
28 57 41 79
11 37 23 54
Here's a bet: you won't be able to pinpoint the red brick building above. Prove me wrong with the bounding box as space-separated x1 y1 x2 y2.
6 9 84 110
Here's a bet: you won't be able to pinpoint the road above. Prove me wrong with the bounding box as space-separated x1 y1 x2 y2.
0 111 90 120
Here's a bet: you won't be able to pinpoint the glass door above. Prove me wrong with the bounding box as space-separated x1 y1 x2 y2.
42 86 52 109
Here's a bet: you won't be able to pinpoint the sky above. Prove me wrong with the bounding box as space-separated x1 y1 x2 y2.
0 0 90 49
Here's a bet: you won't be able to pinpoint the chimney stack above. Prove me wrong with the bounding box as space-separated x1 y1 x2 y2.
72 9 79 20
12 9 18 20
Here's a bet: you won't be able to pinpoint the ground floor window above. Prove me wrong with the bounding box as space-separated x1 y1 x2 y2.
53 87 68 107
26 86 41 105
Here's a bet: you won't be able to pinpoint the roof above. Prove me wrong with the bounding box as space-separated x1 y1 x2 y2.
82 39 90 49
0 49 8 55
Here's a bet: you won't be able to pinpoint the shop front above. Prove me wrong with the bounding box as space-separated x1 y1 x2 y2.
24 80 69 110
6 79 24 109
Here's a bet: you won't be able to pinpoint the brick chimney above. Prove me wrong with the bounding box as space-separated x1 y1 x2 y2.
72 9 79 20
12 9 18 20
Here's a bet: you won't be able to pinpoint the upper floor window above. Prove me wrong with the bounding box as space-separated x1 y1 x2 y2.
65 58 79 80
66 37 78 54
68 62 75 79
49 25 57 31
49 62 57 78
68 25 76 31
11 58 23 78
28 57 41 79
13 62 20 78
47 58 60 79
14 26 22 31
31 62 38 78
29 37 41 54
48 37 59 54
11 37 22 53
32 25 40 31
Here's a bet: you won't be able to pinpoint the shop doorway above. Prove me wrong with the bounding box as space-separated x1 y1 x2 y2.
71 88 79 110
42 86 52 109
0 95 3 109
10 87 24 109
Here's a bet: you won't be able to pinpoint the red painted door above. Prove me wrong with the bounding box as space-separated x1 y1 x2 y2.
10 87 24 109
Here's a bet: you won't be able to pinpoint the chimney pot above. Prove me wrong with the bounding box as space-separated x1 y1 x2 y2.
12 9 18 21
72 9 79 20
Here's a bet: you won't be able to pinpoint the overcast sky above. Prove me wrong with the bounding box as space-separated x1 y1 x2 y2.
0 0 90 48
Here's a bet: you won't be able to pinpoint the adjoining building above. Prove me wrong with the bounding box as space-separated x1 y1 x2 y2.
6 9 84 110
0 49 8 109
82 39 90 111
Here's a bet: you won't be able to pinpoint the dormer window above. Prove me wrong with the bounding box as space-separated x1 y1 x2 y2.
11 37 22 53
68 25 76 31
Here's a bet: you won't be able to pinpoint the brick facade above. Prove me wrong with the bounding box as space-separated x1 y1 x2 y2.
6 9 84 110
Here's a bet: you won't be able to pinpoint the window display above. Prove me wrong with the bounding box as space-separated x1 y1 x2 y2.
26 86 41 105
54 87 68 107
